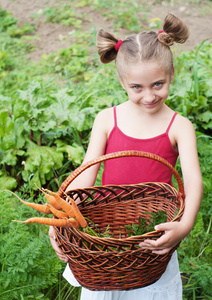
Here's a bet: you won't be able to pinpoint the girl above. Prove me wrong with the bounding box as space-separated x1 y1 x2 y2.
49 13 203 300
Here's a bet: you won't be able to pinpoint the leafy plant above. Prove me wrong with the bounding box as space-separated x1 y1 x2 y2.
168 40 212 134
0 190 65 300
102 2 148 32
125 211 167 237
7 23 36 38
103 7 141 32
33 4 85 28
178 134 212 299
83 222 111 238
148 17 161 29
0 8 17 32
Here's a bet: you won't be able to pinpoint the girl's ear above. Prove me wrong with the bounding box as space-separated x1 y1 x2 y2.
170 66 175 83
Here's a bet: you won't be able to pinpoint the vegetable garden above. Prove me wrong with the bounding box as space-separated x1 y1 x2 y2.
0 1 211 299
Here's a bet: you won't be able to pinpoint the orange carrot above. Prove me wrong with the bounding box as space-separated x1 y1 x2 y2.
47 204 69 219
66 193 87 228
41 188 62 210
13 217 80 228
45 189 75 218
5 190 52 214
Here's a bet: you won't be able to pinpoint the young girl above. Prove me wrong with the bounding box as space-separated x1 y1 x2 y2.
49 13 203 300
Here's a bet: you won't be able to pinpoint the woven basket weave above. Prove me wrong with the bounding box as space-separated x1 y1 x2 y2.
54 150 185 291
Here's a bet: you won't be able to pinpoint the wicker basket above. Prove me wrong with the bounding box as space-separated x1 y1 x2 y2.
54 150 185 291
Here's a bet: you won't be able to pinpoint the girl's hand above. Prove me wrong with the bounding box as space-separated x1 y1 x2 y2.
139 221 188 255
49 226 69 263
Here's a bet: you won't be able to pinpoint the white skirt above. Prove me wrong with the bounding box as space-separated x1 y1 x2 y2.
63 251 182 300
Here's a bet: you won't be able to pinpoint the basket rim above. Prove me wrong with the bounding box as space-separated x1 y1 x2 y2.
62 225 162 243
58 151 185 198
62 183 185 243
55 228 177 256
54 191 184 248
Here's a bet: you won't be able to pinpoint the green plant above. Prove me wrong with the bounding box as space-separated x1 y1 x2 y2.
0 190 65 300
125 211 167 237
42 40 92 81
0 8 17 32
7 23 36 38
168 40 212 134
109 7 141 31
148 17 161 29
33 4 85 28
178 134 212 299
102 3 147 32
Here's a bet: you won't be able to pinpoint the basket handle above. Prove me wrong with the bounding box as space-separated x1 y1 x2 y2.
58 150 184 197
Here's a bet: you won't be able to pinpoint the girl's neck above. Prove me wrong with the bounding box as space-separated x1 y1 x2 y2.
123 100 170 118
116 101 173 140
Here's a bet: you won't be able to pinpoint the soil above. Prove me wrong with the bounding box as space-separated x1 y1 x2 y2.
0 0 212 61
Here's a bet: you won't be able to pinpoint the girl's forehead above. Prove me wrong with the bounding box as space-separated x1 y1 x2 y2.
127 61 166 72
122 61 168 81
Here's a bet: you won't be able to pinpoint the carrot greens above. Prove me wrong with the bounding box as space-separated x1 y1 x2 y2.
124 211 167 237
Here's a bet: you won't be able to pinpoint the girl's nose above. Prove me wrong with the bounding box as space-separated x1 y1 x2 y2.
143 90 156 102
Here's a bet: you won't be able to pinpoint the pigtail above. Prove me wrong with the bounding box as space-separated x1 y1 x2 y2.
158 13 189 46
96 29 120 64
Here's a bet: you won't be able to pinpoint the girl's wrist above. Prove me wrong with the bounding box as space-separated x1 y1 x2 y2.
179 218 195 237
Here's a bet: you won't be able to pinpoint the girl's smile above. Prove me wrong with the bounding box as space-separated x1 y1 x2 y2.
120 61 174 113
143 99 161 109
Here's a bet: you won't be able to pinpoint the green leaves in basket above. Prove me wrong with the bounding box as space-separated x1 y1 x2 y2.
125 211 167 237
83 218 111 238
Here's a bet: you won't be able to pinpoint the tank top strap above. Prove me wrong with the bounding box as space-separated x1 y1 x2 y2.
166 112 178 134
113 106 117 127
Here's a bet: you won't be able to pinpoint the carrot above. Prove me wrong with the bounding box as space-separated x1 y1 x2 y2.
13 217 80 228
45 189 75 218
65 193 87 228
41 188 62 210
47 204 69 219
5 190 52 214
66 218 80 228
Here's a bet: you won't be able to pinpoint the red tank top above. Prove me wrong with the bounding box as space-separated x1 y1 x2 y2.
102 107 178 186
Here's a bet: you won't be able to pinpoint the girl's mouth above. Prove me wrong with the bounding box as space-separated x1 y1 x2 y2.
143 100 160 108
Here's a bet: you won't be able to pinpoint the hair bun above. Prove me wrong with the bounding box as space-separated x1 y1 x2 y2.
158 32 175 46
96 29 120 64
158 13 189 47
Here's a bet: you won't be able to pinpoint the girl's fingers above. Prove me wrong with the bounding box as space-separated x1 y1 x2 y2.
139 235 168 248
139 238 172 254
55 251 69 263
152 248 172 255
49 226 69 263
50 237 69 262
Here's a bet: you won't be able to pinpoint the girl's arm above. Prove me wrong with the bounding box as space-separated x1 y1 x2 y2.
140 116 203 254
175 117 203 234
66 108 111 191
49 108 112 261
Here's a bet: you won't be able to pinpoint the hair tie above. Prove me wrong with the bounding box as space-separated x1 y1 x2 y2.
115 40 123 51
158 30 167 35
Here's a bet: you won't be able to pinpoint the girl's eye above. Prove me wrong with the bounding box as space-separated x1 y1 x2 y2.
133 85 141 90
154 82 163 88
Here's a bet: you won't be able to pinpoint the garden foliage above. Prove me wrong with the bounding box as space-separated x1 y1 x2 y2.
0 3 211 300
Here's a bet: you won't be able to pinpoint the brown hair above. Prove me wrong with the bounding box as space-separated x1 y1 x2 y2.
96 13 189 75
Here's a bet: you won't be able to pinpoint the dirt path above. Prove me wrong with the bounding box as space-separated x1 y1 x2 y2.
0 0 212 61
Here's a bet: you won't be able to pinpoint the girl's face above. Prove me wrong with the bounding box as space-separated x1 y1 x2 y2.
119 61 174 114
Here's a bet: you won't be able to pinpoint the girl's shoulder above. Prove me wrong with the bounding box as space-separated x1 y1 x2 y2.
174 113 195 132
93 107 115 136
171 112 196 142
95 106 114 124
96 106 114 118
168 112 196 153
